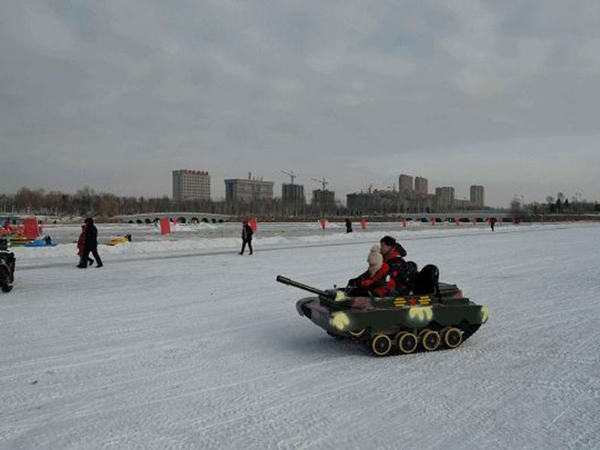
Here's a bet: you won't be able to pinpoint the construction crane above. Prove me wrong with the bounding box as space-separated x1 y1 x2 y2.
280 170 297 185
311 177 328 191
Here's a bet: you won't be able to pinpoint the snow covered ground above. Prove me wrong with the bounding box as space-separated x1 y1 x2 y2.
1 222 600 449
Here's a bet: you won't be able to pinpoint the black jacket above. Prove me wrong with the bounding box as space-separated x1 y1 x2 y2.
242 224 253 241
85 223 98 249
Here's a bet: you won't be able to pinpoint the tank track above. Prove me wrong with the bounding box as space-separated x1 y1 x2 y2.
331 323 482 356
461 323 481 344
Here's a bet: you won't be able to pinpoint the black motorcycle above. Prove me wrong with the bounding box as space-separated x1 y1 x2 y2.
0 238 15 293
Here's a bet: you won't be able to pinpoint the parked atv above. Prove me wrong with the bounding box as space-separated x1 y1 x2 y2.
276 266 488 356
0 238 16 293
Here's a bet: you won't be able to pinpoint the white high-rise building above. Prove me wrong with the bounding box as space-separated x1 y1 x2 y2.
224 174 274 203
172 170 211 201
470 185 485 208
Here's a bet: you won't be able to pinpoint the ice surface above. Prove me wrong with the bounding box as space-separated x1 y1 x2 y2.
1 221 600 449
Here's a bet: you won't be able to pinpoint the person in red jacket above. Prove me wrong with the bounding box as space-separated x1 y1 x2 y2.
347 245 391 297
380 235 410 294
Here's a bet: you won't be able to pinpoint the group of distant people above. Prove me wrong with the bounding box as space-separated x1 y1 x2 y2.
70 218 419 286
346 235 417 298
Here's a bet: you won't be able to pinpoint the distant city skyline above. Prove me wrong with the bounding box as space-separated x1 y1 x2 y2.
2 2 600 208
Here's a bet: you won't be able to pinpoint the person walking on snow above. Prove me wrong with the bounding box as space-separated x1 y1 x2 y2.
345 218 353 233
77 224 94 267
79 217 103 268
239 219 254 255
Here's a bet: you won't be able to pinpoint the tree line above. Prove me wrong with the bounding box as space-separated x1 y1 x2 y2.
511 192 599 219
2 186 598 219
0 186 343 218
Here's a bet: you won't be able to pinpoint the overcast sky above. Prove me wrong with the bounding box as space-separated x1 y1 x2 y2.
1 1 600 207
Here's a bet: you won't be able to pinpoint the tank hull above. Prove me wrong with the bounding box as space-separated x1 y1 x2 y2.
295 282 488 355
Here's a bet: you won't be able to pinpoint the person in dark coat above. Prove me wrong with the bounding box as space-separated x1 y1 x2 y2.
78 217 103 268
345 218 353 233
380 235 409 294
239 219 253 255
77 224 94 267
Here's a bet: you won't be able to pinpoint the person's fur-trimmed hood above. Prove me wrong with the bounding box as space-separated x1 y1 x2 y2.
367 245 383 274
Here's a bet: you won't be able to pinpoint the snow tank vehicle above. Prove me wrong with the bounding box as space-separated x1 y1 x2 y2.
276 267 488 357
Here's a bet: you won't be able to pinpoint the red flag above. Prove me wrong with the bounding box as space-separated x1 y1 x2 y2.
23 217 40 239
160 217 171 235
249 217 258 232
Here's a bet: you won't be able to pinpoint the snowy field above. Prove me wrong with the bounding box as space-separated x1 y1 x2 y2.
1 222 600 449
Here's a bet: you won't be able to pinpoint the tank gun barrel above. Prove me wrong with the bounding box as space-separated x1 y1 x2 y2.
276 275 333 298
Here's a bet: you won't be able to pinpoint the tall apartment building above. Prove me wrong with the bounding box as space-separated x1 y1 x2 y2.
399 174 414 194
470 185 485 208
282 184 305 214
224 174 274 203
346 192 376 213
435 186 455 212
414 176 428 196
312 189 336 214
172 170 211 201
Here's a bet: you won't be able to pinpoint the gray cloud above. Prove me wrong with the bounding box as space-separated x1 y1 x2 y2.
1 0 600 207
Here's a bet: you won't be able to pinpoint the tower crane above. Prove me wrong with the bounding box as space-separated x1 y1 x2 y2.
311 178 328 191
280 170 297 185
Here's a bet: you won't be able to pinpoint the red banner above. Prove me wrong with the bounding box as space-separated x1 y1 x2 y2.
249 217 258 232
160 217 171 235
23 217 40 239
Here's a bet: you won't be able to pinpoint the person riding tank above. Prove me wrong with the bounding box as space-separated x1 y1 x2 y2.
346 245 391 297
379 235 410 295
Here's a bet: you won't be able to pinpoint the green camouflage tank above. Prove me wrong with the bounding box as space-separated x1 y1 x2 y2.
277 274 488 357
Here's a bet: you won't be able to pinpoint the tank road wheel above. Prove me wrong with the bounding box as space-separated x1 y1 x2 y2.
371 334 392 357
421 330 440 352
396 332 418 354
442 327 463 349
349 328 366 339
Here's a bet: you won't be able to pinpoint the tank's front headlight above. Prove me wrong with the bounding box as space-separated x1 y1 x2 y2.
330 312 350 331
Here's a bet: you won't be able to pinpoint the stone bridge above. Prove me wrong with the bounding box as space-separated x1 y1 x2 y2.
115 212 233 224
393 211 513 222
